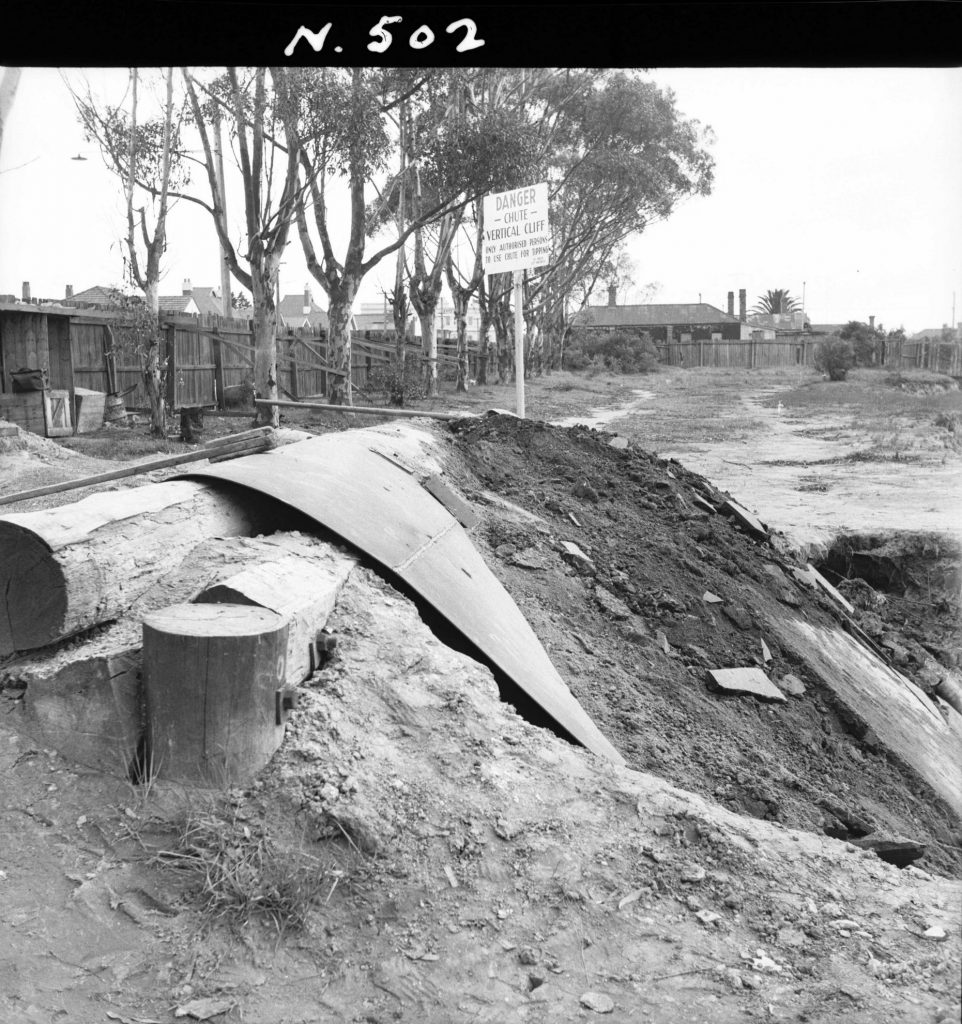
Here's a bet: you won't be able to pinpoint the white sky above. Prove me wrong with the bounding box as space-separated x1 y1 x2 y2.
1 66 960 333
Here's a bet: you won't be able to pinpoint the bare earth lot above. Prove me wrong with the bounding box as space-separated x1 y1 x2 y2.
0 365 959 1024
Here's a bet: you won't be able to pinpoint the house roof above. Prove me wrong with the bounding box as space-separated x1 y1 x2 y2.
158 295 195 314
911 327 958 341
190 286 226 317
64 285 124 306
572 303 741 329
278 293 329 331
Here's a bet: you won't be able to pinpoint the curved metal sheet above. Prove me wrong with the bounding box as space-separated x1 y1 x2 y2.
182 434 623 765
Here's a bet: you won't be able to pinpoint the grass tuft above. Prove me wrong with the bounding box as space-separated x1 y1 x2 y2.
157 805 341 935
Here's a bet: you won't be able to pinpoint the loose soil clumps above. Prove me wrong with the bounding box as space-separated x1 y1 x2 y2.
441 414 962 877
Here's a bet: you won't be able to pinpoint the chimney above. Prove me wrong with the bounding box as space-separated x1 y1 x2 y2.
303 284 311 315
727 291 734 316
65 284 73 299
738 289 746 323
182 278 191 296
869 315 876 331
22 281 31 303
607 284 617 307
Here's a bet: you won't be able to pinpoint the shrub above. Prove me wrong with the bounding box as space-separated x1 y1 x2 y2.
814 336 856 381
368 356 426 406
564 330 660 374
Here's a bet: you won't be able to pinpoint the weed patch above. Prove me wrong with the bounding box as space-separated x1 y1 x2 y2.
157 803 342 934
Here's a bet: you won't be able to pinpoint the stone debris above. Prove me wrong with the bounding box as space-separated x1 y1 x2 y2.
760 638 772 662
608 436 629 450
680 863 706 883
595 586 632 620
850 833 926 868
707 667 788 703
511 549 548 571
718 498 769 540
923 926 948 941
721 604 753 630
560 540 595 571
579 991 615 1014
702 591 723 604
174 998 235 1020
695 909 721 925
776 673 806 697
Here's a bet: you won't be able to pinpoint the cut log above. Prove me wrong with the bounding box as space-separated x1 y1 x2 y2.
143 603 290 785
2 532 355 773
0 479 281 655
194 545 357 685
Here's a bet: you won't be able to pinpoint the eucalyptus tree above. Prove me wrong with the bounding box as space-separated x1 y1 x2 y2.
70 68 183 434
181 67 301 426
277 66 537 403
519 70 715 368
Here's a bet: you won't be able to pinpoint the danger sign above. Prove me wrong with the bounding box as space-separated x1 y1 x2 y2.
482 182 551 274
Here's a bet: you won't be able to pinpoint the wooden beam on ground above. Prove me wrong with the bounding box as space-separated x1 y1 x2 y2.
256 398 472 422
0 429 274 507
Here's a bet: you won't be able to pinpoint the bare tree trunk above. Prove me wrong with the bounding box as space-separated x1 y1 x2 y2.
326 286 357 404
418 305 439 398
250 257 279 426
0 67 21 163
452 290 469 393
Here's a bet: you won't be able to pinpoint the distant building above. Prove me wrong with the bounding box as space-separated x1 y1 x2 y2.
356 298 485 343
277 285 358 334
912 324 961 343
572 286 775 342
64 279 242 318
62 284 127 307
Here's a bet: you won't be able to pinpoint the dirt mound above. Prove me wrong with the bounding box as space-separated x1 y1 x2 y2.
437 414 962 877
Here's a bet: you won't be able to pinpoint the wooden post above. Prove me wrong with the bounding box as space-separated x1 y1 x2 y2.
143 603 291 785
212 329 226 409
288 336 299 399
514 270 525 418
166 322 177 411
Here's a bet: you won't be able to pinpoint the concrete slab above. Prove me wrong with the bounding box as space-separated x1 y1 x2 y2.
719 498 768 540
707 667 787 703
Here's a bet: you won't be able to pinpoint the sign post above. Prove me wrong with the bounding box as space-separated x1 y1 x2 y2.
482 182 551 418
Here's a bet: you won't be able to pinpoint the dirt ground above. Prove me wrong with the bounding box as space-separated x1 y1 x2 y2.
0 364 960 1023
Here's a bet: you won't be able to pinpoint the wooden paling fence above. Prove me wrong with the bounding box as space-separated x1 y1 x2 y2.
655 334 962 375
68 310 493 410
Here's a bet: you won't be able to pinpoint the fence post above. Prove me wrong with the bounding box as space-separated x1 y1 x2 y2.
166 322 177 411
212 328 226 409
288 335 299 399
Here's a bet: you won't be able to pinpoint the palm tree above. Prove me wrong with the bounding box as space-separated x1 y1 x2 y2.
752 288 801 315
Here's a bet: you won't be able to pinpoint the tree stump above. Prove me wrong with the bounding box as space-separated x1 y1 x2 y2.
142 603 291 785
179 405 205 442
